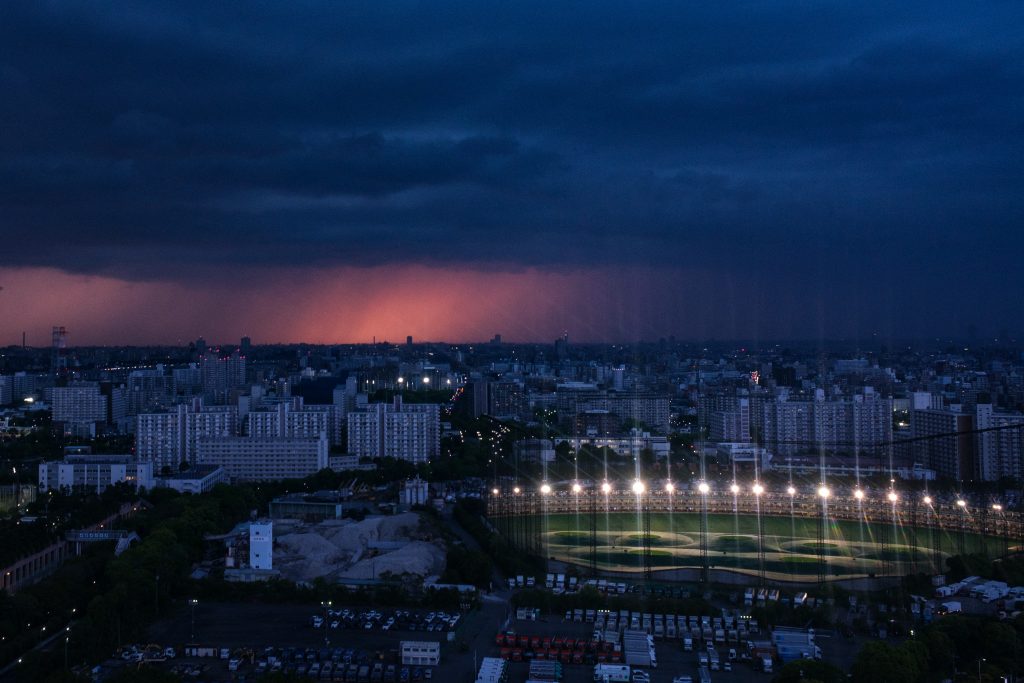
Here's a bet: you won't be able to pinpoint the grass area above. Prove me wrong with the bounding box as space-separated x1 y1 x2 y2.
507 511 1007 579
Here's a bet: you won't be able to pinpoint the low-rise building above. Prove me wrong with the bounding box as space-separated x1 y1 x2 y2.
38 454 153 493
400 641 440 666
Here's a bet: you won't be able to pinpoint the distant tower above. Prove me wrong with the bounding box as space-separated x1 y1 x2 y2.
51 326 68 376
195 337 207 356
240 336 251 357
406 335 413 346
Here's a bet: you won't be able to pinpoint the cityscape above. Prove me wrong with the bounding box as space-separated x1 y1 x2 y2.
2 2 1024 683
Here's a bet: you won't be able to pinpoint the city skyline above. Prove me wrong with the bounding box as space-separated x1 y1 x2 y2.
2 1 1022 344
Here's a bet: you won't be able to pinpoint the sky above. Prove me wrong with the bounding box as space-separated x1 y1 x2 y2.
1 1 1022 345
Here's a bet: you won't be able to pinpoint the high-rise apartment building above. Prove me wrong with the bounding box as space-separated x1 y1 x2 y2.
975 404 1024 481
136 400 238 472
347 396 440 463
196 434 328 482
912 407 976 480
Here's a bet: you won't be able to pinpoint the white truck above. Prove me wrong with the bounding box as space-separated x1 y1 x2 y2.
593 665 631 683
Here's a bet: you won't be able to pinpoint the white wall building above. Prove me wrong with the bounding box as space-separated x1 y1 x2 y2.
246 398 343 446
400 641 440 666
249 521 273 570
976 404 1024 481
400 478 430 506
39 454 153 493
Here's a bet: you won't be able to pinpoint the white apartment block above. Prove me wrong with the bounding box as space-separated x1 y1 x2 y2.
246 399 343 445
710 398 750 442
39 454 153 493
195 434 328 482
347 397 440 463
0 376 12 405
47 383 107 425
136 400 238 472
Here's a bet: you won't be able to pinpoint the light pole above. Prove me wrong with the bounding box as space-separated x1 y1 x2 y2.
321 600 332 647
189 599 199 642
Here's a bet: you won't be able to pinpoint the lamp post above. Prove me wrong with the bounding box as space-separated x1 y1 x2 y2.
321 600 332 647
189 599 198 642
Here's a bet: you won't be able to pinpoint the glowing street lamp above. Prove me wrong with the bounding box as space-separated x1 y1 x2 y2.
752 483 764 496
923 495 933 505
397 377 404 384
854 489 865 501
601 481 612 494
513 486 521 495
572 483 582 494
632 480 646 495
887 491 899 503
698 482 710 495
664 481 675 494
540 483 552 495
993 504 1003 511
817 485 831 499
422 377 430 384
491 488 499 496
787 485 796 496
730 483 740 495
956 499 967 508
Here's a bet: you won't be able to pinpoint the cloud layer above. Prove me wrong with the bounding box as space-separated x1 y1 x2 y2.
1 1 1022 341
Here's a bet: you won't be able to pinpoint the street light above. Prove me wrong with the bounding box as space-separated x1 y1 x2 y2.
854 489 865 501
491 488 499 496
698 482 710 494
957 499 967 508
601 482 612 494
572 483 582 494
540 483 552 495
817 486 830 499
887 491 899 503
923 495 933 505
787 485 796 496
664 482 675 494
729 483 740 495
632 480 646 495
189 599 198 642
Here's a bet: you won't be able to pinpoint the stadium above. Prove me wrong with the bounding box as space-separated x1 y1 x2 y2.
487 483 1022 583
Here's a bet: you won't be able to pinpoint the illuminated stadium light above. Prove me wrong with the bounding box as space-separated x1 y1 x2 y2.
397 377 404 384
956 499 967 508
572 483 582 494
854 489 865 501
697 482 710 494
540 483 552 495
664 481 675 493
513 486 521 494
632 480 646 495
729 483 740 495
923 495 933 505
817 485 831 499
993 504 1003 511
601 481 612 494
422 377 430 384
887 491 899 503
787 485 796 496
491 488 499 495
751 483 764 496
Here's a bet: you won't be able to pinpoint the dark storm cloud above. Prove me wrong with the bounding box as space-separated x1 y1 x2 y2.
1 0 1023 334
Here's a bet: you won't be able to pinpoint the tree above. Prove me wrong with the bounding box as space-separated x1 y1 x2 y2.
773 659 845 683
851 641 921 683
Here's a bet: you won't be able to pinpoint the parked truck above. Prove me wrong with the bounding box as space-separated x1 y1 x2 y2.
593 665 631 683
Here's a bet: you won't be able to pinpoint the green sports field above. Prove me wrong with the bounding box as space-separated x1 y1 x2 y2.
501 512 1007 580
